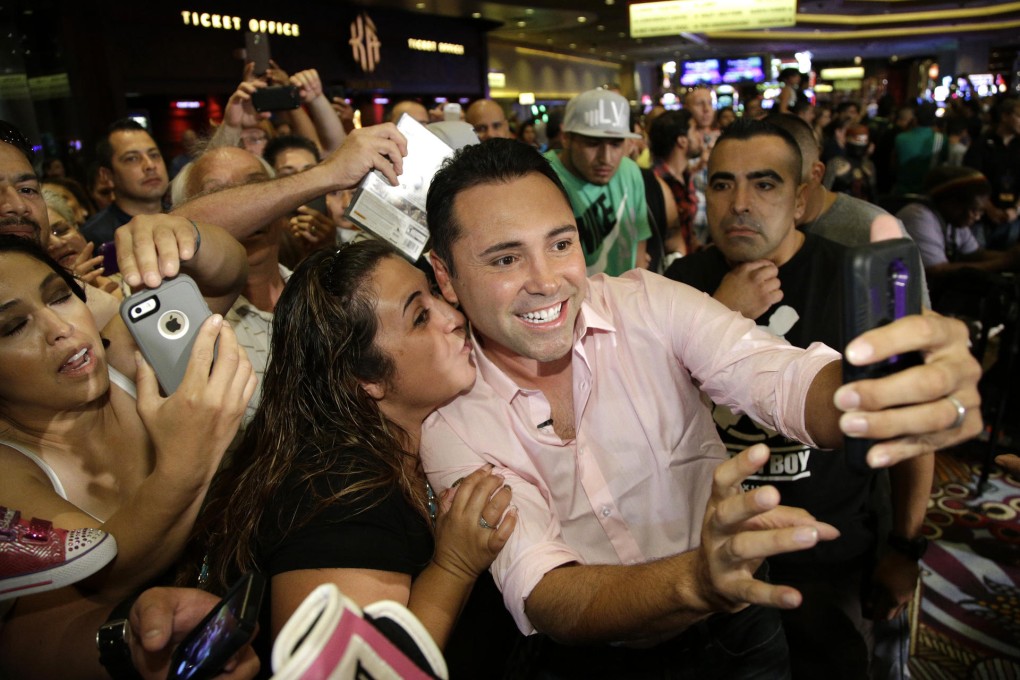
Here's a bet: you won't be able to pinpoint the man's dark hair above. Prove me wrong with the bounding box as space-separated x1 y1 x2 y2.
923 165 991 205
0 120 34 162
96 118 149 169
766 112 819 159
648 109 694 161
836 101 860 117
716 119 804 183
916 102 939 127
778 67 801 84
426 138 569 276
263 135 321 169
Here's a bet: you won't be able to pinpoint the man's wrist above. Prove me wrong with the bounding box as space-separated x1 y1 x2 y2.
97 594 143 679
887 532 928 561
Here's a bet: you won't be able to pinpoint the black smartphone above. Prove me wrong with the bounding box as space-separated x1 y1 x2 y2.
99 240 119 275
168 573 266 680
251 85 301 112
841 238 924 471
304 194 328 215
244 32 270 76
120 275 212 395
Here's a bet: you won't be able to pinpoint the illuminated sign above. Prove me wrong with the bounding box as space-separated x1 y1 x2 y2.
407 38 465 55
350 12 381 73
819 66 865 80
180 11 299 36
630 0 795 37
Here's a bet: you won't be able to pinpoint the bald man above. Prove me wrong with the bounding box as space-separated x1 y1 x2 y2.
390 100 430 126
465 99 510 142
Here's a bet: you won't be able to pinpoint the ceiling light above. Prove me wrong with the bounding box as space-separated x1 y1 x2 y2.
854 55 862 64
471 12 481 18
525 8 534 15
517 20 526 27
597 25 605 31
415 2 425 8
606 0 615 4
577 16 587 23
569 43 577 48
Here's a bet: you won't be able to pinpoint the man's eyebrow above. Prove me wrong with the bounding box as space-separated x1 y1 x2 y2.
12 172 38 184
708 171 735 184
747 170 784 182
476 224 577 259
402 290 423 316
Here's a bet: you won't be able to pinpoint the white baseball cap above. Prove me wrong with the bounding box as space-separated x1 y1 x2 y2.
562 88 641 139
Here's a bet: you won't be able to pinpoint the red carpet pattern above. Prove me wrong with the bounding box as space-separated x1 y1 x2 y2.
910 455 1020 679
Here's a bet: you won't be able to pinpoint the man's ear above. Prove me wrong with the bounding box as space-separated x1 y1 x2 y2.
360 380 386 401
810 160 826 185
429 253 459 306
794 182 808 222
97 166 113 185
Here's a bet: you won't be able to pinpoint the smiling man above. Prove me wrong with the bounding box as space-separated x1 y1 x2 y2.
419 138 980 678
667 120 931 679
546 88 651 276
82 119 169 248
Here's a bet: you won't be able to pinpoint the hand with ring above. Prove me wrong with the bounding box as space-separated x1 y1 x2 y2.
289 205 337 249
432 464 517 583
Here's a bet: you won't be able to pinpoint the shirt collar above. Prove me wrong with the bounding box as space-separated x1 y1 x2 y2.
468 289 616 404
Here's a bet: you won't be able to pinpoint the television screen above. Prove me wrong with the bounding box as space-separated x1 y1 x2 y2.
680 59 722 86
723 56 765 84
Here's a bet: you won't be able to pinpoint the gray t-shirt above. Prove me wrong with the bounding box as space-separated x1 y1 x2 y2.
804 193 932 307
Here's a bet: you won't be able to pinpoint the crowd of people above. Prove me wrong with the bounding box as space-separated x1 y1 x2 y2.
2 59 1017 679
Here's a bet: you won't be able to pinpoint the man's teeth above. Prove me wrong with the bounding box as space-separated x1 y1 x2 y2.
520 304 562 323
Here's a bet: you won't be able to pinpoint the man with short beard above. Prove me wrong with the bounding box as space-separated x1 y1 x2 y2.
0 121 49 248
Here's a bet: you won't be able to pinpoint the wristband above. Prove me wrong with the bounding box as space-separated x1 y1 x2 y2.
97 593 143 680
189 219 201 255
887 532 929 561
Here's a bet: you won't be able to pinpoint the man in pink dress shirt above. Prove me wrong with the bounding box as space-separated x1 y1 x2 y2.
420 138 980 678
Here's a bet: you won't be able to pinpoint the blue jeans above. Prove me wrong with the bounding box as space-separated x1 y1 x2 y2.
509 604 791 680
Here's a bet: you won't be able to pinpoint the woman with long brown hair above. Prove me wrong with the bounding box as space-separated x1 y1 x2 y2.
191 239 515 660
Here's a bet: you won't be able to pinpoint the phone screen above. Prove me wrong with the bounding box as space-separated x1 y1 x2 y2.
169 573 265 680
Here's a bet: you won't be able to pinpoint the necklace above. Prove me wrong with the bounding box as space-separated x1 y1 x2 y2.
426 481 438 526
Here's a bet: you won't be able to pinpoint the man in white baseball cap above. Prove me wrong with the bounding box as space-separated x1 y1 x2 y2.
545 88 652 275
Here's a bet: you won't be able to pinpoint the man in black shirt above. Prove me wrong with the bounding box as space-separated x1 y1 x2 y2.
667 119 932 680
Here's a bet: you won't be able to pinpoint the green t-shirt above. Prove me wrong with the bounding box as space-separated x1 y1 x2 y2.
545 151 652 276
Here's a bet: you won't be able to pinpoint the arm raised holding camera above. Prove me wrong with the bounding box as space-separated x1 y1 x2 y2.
174 124 407 240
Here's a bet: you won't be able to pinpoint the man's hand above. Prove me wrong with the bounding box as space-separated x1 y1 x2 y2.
290 68 324 105
713 260 781 319
115 215 202 289
997 454 1020 477
331 97 356 133
696 445 839 613
223 63 269 129
834 310 983 468
865 551 919 621
129 587 260 680
322 124 407 188
289 206 336 248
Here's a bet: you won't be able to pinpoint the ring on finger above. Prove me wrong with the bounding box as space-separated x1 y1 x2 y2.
946 395 966 430
479 516 495 530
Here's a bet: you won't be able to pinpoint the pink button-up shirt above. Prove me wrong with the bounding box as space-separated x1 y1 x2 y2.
421 269 838 634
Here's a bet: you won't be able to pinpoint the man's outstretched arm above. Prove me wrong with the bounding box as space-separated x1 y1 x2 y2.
524 446 838 644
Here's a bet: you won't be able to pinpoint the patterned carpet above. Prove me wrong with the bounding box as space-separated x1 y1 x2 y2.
910 449 1020 679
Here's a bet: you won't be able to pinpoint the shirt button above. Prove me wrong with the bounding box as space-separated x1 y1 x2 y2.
601 506 611 518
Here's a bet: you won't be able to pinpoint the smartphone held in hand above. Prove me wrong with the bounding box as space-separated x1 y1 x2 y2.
168 572 265 680
841 238 923 470
251 85 301 112
120 274 213 395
